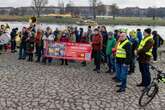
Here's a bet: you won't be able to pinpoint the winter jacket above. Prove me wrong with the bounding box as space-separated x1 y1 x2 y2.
106 36 116 55
92 34 103 52
137 36 154 63
137 31 142 44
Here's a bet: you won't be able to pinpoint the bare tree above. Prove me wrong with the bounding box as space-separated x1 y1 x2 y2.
89 0 99 20
96 1 106 16
147 7 157 20
111 3 119 20
32 0 48 17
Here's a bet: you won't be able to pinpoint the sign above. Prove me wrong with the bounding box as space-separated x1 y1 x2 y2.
44 40 92 62
0 33 11 45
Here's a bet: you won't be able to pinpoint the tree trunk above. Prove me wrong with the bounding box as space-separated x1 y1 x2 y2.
113 15 115 20
153 16 155 20
92 3 96 20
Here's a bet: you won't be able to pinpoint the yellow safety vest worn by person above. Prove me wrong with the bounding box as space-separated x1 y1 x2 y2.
138 35 153 57
116 39 129 58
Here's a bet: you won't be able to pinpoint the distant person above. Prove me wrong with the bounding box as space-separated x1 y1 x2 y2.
106 32 116 73
10 28 18 53
128 30 138 74
137 29 142 44
18 27 28 60
92 28 103 73
27 29 35 62
101 26 108 63
114 29 120 40
60 32 69 65
80 32 89 66
152 31 164 62
75 27 79 42
137 28 154 88
42 27 54 64
87 26 93 42
35 29 44 63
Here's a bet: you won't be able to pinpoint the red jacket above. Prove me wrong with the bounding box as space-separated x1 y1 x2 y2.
92 34 103 52
35 32 42 45
80 36 89 44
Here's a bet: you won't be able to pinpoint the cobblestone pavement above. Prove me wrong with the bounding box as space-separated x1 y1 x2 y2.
0 53 165 110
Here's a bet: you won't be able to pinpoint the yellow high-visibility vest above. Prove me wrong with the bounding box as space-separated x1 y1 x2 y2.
138 36 153 57
116 39 129 58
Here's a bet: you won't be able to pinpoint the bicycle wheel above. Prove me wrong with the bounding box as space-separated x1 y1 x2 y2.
139 82 159 107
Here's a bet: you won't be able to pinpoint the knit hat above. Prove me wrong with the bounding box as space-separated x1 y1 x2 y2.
144 28 152 34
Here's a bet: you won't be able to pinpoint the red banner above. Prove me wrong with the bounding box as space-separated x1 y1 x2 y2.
44 40 92 62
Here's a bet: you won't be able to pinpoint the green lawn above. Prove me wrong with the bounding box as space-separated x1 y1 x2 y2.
0 16 165 26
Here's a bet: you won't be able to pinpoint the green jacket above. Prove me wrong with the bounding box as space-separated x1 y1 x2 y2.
106 36 116 55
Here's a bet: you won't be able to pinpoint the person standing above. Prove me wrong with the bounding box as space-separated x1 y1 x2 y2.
128 30 138 74
106 32 116 73
35 30 44 62
137 29 142 44
42 27 54 64
137 28 154 88
101 26 108 63
152 31 164 62
27 32 35 62
10 28 18 53
18 27 28 60
92 28 103 73
80 32 89 66
115 33 132 92
60 32 69 65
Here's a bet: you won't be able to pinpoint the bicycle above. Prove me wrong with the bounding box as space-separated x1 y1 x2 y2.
138 64 165 107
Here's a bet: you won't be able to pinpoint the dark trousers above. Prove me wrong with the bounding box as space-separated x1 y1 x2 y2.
11 40 16 51
36 47 43 62
61 59 68 65
139 62 151 87
152 47 158 61
42 57 52 64
102 48 107 63
28 53 33 61
94 51 101 70
129 56 135 73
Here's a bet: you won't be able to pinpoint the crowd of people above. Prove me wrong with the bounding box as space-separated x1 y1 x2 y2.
0 23 164 92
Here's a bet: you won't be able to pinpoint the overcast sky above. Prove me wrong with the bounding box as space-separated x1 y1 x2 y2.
0 0 165 8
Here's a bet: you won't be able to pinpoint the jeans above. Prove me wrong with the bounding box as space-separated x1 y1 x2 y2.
19 43 26 59
152 47 158 61
107 55 116 72
116 63 129 89
139 62 151 87
94 51 101 70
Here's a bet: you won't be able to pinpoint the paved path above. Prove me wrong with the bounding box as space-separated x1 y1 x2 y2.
0 53 165 110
